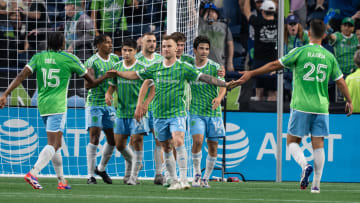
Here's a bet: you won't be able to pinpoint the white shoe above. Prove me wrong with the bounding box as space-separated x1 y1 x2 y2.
201 179 210 188
127 176 137 185
311 187 320 193
168 182 182 190
180 180 191 190
192 174 201 187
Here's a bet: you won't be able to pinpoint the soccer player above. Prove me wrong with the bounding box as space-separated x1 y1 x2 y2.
190 36 226 188
234 19 353 193
106 35 233 190
85 34 120 184
134 32 164 185
0 32 115 189
171 32 195 64
105 38 150 185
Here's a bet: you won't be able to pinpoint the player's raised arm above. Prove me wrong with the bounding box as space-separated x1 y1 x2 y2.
198 74 228 87
0 66 32 109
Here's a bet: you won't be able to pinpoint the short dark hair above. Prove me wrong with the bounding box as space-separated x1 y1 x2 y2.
143 32 156 38
309 19 326 39
193 35 211 49
47 32 65 51
170 32 186 43
94 34 110 47
162 34 176 43
122 38 137 49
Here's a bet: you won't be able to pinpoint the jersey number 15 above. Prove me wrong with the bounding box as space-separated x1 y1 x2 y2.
41 68 60 88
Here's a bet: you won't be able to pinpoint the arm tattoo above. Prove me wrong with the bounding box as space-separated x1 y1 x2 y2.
199 74 226 87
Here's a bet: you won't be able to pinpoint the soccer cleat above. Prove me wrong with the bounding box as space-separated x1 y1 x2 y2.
57 180 72 190
95 166 112 184
87 177 97 184
201 179 210 188
167 181 182 190
24 172 43 189
192 174 201 187
127 176 138 185
300 164 313 189
123 175 130 184
311 187 320 193
180 180 191 190
154 174 165 185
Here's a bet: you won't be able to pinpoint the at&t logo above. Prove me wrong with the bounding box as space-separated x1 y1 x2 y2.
0 119 38 164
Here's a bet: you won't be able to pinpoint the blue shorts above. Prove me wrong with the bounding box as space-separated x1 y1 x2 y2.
114 117 149 135
148 111 154 130
154 117 186 141
42 113 67 133
86 106 116 130
190 115 225 141
287 109 329 137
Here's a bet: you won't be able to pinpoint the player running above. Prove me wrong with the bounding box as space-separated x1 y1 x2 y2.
234 19 353 193
190 36 226 188
0 32 115 189
85 34 119 184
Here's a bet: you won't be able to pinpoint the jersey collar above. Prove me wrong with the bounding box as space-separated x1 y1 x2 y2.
195 59 208 69
123 60 137 70
96 53 110 62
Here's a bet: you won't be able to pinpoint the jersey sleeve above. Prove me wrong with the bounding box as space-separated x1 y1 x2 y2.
69 54 87 77
330 57 343 81
26 53 39 72
279 47 300 70
136 63 156 80
184 63 201 81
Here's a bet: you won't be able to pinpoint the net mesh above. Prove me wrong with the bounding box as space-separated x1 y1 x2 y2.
0 0 200 178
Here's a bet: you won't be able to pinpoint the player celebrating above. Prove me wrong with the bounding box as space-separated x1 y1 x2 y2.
235 19 353 193
106 39 150 185
85 34 120 184
134 32 164 185
106 35 234 190
0 32 114 189
190 36 226 188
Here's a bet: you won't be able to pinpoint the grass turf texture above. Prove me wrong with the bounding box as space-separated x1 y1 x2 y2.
0 177 359 203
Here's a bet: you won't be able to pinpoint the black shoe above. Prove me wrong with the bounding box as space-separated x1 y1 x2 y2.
95 166 112 184
87 177 97 184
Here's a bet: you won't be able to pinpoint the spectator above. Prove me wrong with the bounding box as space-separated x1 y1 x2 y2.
124 0 151 40
345 49 360 112
91 0 132 51
284 14 309 54
242 0 278 101
64 0 94 62
329 17 359 76
198 2 234 71
8 11 28 67
328 0 360 32
17 0 48 58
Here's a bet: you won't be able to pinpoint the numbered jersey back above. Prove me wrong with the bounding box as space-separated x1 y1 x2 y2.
279 44 343 114
26 51 87 115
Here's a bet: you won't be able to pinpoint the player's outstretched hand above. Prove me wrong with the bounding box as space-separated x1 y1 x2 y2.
0 95 7 109
105 93 113 106
237 71 253 85
105 70 118 78
345 102 353 117
212 97 222 110
226 80 239 89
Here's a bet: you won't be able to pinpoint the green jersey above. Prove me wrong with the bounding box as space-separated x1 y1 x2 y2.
135 52 163 64
190 59 223 117
330 32 359 74
345 68 360 113
85 53 120 107
179 54 195 111
180 54 195 65
137 60 202 118
111 60 146 118
279 43 343 114
26 51 87 116
91 0 129 33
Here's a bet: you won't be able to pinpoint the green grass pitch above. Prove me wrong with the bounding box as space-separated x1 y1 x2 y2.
0 177 359 203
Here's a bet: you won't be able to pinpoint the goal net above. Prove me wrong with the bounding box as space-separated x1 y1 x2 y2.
0 0 201 179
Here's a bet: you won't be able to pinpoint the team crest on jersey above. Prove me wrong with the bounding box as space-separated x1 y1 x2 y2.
157 71 161 75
